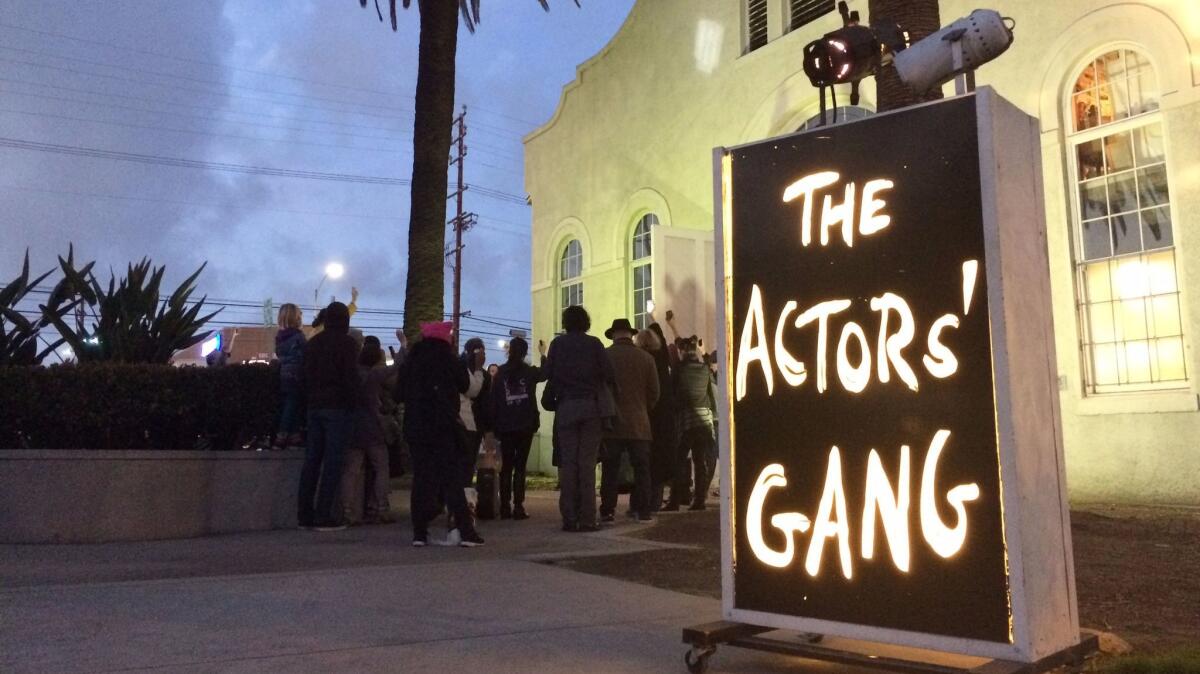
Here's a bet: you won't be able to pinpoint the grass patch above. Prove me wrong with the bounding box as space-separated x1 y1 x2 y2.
1097 649 1200 674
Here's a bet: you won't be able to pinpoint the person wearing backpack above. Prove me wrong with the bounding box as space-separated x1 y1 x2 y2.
489 337 547 520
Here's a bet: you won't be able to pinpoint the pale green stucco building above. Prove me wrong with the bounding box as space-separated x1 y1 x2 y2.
524 0 1200 505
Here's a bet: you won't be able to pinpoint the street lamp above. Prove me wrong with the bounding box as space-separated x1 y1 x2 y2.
314 262 345 308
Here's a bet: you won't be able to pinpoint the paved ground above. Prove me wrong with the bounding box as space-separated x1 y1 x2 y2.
0 491 866 673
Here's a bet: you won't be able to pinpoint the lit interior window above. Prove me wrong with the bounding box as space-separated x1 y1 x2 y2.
1069 49 1185 392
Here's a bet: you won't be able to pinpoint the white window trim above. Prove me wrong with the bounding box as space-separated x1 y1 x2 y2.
1062 47 1190 401
742 0 770 55
1075 390 1199 416
558 239 584 330
630 214 656 330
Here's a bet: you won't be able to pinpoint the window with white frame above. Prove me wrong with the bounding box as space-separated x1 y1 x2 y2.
1067 48 1186 393
745 0 769 53
631 213 658 330
559 239 583 326
789 0 835 33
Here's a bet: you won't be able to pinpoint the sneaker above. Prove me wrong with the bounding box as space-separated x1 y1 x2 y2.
459 531 485 547
600 513 615 524
297 522 314 531
660 502 681 512
637 514 655 523
438 528 462 547
578 523 600 533
513 506 529 520
310 520 347 532
689 502 707 511
412 534 428 547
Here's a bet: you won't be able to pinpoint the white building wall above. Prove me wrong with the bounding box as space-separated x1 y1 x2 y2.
525 0 1200 503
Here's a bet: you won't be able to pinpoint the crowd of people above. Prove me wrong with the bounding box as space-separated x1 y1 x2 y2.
544 305 717 532
277 294 717 547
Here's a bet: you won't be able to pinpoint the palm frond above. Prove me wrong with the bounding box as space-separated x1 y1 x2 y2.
359 0 573 33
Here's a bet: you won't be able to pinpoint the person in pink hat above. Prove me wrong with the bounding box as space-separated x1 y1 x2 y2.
395 321 484 547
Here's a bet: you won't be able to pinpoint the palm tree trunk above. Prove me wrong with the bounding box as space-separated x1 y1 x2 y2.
403 0 459 335
870 0 942 112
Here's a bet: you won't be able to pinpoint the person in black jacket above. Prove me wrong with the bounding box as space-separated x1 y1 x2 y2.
298 302 360 531
397 321 484 547
642 321 677 513
543 306 615 532
489 337 547 520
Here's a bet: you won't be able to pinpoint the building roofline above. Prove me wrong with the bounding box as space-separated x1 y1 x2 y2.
522 0 642 145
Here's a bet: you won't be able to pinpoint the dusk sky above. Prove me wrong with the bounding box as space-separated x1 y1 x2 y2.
1 0 636 350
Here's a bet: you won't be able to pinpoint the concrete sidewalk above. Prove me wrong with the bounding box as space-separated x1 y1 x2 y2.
0 491 832 673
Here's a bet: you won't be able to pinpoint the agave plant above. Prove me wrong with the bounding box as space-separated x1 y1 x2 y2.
43 249 220 364
0 250 69 365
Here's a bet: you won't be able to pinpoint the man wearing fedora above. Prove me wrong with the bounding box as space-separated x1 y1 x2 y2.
600 317 660 523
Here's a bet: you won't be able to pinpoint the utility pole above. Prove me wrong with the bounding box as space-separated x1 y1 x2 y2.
448 106 476 352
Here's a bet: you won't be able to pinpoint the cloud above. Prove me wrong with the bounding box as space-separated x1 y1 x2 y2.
1 0 635 342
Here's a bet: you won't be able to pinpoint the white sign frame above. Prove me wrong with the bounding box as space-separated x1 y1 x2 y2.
713 88 1080 663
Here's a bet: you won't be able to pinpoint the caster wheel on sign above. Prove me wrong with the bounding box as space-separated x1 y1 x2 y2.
684 646 714 674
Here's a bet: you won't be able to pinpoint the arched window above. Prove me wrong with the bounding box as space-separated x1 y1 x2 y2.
1067 48 1185 392
559 239 583 325
631 214 658 330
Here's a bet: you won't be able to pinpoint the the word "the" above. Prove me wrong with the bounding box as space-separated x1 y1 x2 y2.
783 171 894 248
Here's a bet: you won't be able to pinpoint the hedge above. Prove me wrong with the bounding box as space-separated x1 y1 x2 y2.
0 363 279 451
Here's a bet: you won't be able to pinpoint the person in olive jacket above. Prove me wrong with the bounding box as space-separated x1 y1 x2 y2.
489 337 547 520
599 318 660 523
298 301 360 531
673 336 717 510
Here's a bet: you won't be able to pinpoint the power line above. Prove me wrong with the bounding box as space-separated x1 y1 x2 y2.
461 314 528 331
0 136 410 185
0 183 526 237
478 161 524 177
0 21 544 134
0 76 413 136
0 60 528 165
1 75 525 169
468 183 529 206
0 55 411 125
0 105 411 156
0 84 410 143
19 288 533 329
0 21 422 104
0 44 417 118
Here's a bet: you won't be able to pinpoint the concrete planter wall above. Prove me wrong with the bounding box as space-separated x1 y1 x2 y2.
0 449 305 543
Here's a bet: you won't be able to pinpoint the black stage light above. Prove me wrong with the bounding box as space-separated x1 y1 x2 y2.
802 2 907 108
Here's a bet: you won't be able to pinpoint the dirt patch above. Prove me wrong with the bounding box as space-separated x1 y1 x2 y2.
556 506 1200 654
1072 505 1200 653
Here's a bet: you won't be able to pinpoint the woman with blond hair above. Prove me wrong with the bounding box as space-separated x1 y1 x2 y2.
273 303 307 449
